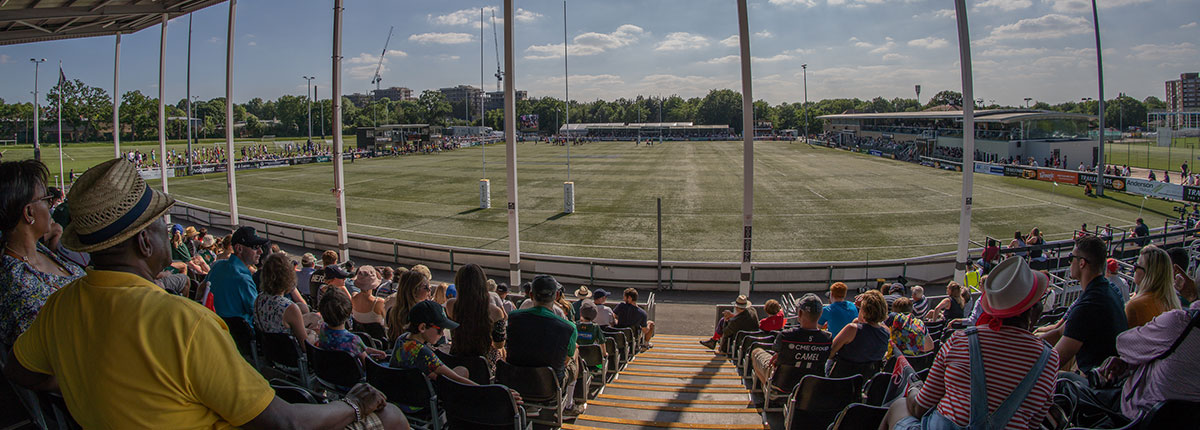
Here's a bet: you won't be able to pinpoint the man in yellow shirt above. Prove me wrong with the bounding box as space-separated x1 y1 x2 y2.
3 159 407 429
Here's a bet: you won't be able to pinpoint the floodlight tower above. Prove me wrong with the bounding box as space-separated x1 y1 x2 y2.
30 58 46 161
303 76 315 145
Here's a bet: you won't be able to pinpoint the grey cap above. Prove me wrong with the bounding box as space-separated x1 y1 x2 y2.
796 293 824 316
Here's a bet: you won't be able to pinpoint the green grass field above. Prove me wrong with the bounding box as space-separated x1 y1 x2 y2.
1104 139 1200 174
73 140 1173 262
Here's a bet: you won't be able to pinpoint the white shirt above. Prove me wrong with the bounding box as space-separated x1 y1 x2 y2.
593 302 617 326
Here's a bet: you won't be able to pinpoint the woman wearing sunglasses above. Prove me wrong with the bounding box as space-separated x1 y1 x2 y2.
1126 245 1181 328
0 160 85 347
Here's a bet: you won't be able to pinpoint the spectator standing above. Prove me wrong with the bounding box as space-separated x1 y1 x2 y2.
828 290 890 381
0 160 85 346
445 264 507 377
882 257 1059 430
818 282 857 337
1126 245 1181 328
350 266 386 327
3 159 406 429
385 270 432 342
296 253 317 299
254 253 312 346
1039 235 1127 372
1133 218 1150 247
591 289 617 326
759 299 786 331
207 226 268 327
506 275 582 413
751 294 832 394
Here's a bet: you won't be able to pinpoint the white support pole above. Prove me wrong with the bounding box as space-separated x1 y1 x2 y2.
332 0 350 261
562 0 574 213
225 0 239 226
952 0 975 285
113 32 121 158
1091 0 1105 196
736 0 754 296
157 13 169 225
504 0 521 286
56 61 63 187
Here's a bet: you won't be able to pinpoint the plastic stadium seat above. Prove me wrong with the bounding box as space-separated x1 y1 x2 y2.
827 403 889 430
604 337 621 378
356 322 388 347
495 361 569 429
578 344 608 392
311 346 365 394
905 350 938 373
863 372 893 406
364 359 444 430
600 328 630 368
434 350 492 385
783 374 864 430
737 334 774 370
220 316 259 369
757 363 821 412
258 332 313 390
1065 399 1200 430
271 382 327 404
434 375 530 430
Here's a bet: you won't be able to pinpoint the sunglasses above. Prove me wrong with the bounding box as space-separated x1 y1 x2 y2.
1133 265 1146 273
30 194 55 206
1066 253 1088 264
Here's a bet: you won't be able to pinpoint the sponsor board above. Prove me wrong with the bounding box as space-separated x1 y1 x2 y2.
1125 178 1183 200
137 168 176 180
1003 166 1025 177
1037 169 1078 185
868 150 883 157
1185 186 1200 203
1077 174 1125 191
973 162 1004 176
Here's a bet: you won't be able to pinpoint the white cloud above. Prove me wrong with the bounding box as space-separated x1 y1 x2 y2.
1125 42 1198 62
428 7 541 26
882 53 909 62
656 32 710 51
980 46 1048 56
870 37 896 55
720 35 740 47
934 9 956 18
247 41 256 46
908 37 948 49
1046 0 1150 13
768 0 817 7
755 30 774 39
409 32 475 44
1182 22 1198 29
0 54 9 64
435 54 461 61
344 50 409 80
702 53 796 64
975 0 1032 11
543 74 625 86
524 24 644 60
984 14 1090 41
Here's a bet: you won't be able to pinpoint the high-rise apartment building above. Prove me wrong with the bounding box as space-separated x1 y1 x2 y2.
1166 72 1200 112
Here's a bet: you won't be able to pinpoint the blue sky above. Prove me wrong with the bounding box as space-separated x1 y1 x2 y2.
1 0 1197 107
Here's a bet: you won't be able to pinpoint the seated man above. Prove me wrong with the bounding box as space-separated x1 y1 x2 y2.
717 295 760 353
1039 235 1127 373
751 294 832 395
206 226 269 327
2 159 407 430
613 288 655 350
591 289 617 327
506 275 582 414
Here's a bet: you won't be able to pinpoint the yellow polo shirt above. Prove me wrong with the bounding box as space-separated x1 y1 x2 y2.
13 270 275 429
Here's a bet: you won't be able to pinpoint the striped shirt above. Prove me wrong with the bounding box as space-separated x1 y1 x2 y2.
914 326 1060 429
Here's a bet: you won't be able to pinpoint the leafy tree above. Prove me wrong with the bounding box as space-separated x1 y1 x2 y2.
1105 95 1146 129
417 90 452 126
926 90 962 108
1143 96 1166 111
697 89 743 133
46 79 110 142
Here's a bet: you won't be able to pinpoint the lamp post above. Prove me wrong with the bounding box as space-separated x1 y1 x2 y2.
1024 97 1032 108
30 58 45 162
1090 0 1106 196
801 63 808 143
303 76 315 145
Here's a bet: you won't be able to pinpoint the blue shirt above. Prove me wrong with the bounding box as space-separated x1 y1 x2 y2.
206 255 258 327
818 301 858 337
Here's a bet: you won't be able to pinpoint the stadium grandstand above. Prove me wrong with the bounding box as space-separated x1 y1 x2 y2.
820 109 1098 165
4 1 1200 430
560 122 734 141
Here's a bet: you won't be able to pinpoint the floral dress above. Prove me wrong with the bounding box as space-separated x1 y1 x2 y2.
0 242 85 346
317 323 367 357
254 294 294 334
886 312 929 359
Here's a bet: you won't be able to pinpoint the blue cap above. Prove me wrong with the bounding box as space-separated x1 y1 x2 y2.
593 288 610 299
446 284 457 299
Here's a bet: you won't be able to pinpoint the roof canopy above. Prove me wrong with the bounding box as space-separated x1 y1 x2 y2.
817 109 1096 124
0 0 227 46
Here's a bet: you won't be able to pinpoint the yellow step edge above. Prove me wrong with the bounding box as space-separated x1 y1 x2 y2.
574 414 770 429
619 371 743 380
597 393 751 405
604 383 747 394
638 354 724 361
602 379 746 389
631 360 737 368
586 399 761 413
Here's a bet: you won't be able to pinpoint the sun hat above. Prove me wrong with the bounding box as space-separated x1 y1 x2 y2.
301 252 316 265
734 295 751 309
981 256 1050 319
409 300 459 329
579 301 598 321
61 158 175 253
201 235 217 248
575 285 591 299
183 226 199 238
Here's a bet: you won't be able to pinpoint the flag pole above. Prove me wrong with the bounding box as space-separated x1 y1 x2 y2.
57 61 64 188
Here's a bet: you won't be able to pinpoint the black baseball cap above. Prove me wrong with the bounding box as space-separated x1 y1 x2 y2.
409 300 459 329
532 275 562 300
231 226 269 247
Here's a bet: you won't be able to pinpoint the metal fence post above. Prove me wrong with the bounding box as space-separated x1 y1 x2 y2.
589 261 594 285
449 249 455 272
828 265 834 287
393 242 399 264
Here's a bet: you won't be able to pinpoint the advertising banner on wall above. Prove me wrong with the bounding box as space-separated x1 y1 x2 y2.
137 168 175 180
1037 169 1078 185
1004 166 1025 177
1184 186 1200 203
1077 173 1125 191
1125 178 1184 200
973 162 1005 176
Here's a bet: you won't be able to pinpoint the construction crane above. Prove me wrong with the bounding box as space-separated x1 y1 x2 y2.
370 26 394 126
491 11 503 91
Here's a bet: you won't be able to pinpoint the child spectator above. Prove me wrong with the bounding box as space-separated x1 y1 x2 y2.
576 302 607 347
317 290 386 362
759 299 786 331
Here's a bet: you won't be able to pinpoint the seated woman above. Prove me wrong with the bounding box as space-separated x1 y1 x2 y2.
350 265 386 329
253 253 312 346
445 264 508 377
384 270 432 343
316 290 386 362
828 290 890 381
759 299 786 332
885 298 934 360
0 160 85 347
924 281 967 322
1126 245 1182 328
882 257 1059 430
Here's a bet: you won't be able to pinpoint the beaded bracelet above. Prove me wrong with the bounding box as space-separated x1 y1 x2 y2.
341 399 362 423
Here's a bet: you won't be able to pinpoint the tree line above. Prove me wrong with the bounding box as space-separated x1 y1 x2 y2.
0 80 1169 143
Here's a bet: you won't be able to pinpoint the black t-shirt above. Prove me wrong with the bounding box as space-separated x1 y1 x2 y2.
506 306 578 376
613 302 647 330
1063 276 1128 372
772 327 832 374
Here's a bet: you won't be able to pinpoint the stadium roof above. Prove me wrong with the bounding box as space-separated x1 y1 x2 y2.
0 0 227 46
817 109 1096 124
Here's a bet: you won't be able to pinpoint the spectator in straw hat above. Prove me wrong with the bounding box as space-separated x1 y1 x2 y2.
571 285 591 322
717 295 760 352
883 256 1059 430
2 158 407 429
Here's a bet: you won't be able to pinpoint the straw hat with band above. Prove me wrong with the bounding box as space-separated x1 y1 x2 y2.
734 295 751 309
61 159 176 253
980 256 1050 320
575 285 591 299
